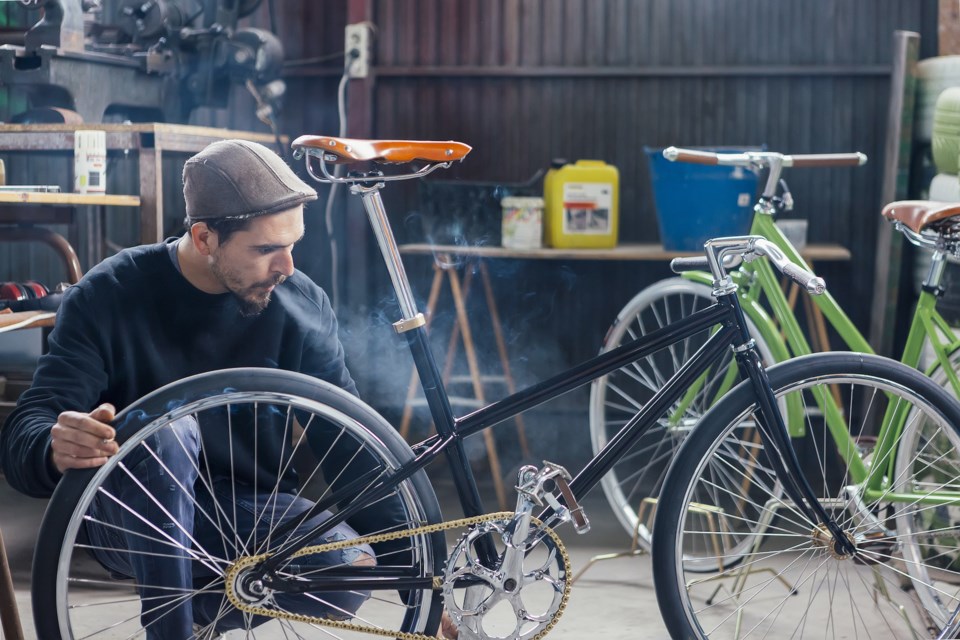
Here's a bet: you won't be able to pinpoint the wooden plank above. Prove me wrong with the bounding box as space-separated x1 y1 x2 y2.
343 0 376 321
0 311 56 333
869 30 920 356
481 0 502 66
541 0 564 66
0 123 279 142
0 192 139 206
940 0 960 55
460 0 481 66
503 0 521 67
563 0 584 66
370 64 893 78
397 242 852 262
519 0 540 66
418 0 439 66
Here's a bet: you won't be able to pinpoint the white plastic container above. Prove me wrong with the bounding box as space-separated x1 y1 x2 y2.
74 130 106 194
501 196 544 249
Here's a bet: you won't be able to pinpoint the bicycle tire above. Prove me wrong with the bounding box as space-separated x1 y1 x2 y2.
589 277 778 556
653 352 960 639
897 343 960 627
32 368 447 640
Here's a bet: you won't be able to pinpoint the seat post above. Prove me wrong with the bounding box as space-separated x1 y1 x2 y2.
353 183 421 321
923 248 948 292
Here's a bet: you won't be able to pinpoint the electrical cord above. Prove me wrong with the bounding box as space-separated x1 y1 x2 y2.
324 39 374 310
284 51 347 67
324 67 350 312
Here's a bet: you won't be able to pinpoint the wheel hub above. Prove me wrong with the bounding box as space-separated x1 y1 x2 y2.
230 563 276 607
811 524 856 560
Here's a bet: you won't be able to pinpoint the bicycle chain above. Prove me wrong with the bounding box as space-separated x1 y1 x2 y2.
224 511 572 640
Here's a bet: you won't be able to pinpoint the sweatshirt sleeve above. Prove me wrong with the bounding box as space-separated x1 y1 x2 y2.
0 283 109 497
298 285 359 398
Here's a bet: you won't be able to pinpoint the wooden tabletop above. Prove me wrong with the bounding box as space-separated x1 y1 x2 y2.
0 122 280 142
0 192 140 207
397 242 852 261
0 310 55 333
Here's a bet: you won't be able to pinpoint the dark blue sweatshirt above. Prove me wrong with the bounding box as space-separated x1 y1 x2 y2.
0 239 356 498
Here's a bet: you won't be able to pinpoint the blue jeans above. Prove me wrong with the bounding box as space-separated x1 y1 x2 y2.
84 417 375 640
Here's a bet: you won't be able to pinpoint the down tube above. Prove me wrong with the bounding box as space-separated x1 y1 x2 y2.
569 324 739 499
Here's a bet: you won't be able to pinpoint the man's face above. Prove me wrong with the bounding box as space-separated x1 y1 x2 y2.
208 207 305 316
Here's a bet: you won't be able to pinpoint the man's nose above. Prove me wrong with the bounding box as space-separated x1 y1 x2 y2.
272 249 295 277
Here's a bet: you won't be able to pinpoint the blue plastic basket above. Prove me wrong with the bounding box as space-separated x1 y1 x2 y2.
645 147 761 251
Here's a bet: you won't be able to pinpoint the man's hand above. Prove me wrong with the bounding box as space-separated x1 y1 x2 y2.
50 403 119 473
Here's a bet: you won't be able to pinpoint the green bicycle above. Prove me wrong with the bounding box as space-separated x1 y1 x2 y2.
590 147 960 556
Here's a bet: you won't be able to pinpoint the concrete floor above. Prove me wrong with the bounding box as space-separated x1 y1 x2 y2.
0 476 670 639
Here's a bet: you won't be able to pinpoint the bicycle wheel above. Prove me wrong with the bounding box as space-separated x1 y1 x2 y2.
896 346 960 629
653 352 960 639
32 368 447 640
590 277 778 551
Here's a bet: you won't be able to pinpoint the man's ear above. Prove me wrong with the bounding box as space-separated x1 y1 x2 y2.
189 222 217 256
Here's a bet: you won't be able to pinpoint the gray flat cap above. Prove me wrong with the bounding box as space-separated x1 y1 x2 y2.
183 139 317 220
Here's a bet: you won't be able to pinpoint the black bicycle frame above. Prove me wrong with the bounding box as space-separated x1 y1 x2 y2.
263 283 851 587
264 292 748 579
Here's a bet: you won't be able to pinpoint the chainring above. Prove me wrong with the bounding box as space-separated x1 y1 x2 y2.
441 517 571 640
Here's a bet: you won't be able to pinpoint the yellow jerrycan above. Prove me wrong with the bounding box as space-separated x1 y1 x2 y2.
543 159 619 248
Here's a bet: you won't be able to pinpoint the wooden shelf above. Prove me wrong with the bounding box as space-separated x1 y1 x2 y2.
0 311 56 333
0 192 140 207
0 123 281 245
0 122 281 143
398 242 852 262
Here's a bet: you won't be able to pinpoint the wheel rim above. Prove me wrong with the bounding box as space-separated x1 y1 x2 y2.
896 403 960 629
54 391 439 639
672 373 960 638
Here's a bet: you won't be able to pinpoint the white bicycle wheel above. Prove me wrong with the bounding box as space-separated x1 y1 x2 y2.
589 277 777 555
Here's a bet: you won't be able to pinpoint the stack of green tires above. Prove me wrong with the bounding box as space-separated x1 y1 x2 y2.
927 76 960 341
932 86 960 176
917 56 960 143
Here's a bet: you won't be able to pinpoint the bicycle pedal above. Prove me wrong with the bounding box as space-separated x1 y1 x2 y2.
516 461 590 534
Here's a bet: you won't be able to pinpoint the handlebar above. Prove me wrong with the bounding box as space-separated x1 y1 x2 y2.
662 147 867 169
671 236 825 295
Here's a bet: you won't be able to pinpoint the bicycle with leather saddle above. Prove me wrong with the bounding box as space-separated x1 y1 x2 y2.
591 146 960 638
30 135 960 639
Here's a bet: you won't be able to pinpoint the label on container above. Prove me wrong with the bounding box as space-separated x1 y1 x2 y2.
562 182 612 235
501 196 543 249
74 130 106 194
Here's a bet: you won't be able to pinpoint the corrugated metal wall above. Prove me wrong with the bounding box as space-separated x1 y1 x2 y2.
326 0 939 417
0 2 941 430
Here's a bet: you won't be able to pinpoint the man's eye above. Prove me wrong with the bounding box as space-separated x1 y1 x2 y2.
257 247 275 256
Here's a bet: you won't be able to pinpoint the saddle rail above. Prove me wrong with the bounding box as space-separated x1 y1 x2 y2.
882 200 960 247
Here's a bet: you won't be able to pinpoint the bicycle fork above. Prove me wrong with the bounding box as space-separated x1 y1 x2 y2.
734 344 859 557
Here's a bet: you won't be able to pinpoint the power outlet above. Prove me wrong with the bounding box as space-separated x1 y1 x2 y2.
344 23 371 78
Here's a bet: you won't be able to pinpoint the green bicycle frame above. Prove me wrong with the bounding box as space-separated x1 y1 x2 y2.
681 208 960 505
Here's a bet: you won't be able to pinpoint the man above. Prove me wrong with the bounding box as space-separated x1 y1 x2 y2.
0 140 380 638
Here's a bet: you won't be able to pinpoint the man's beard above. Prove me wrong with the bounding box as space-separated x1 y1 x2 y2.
210 258 286 317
